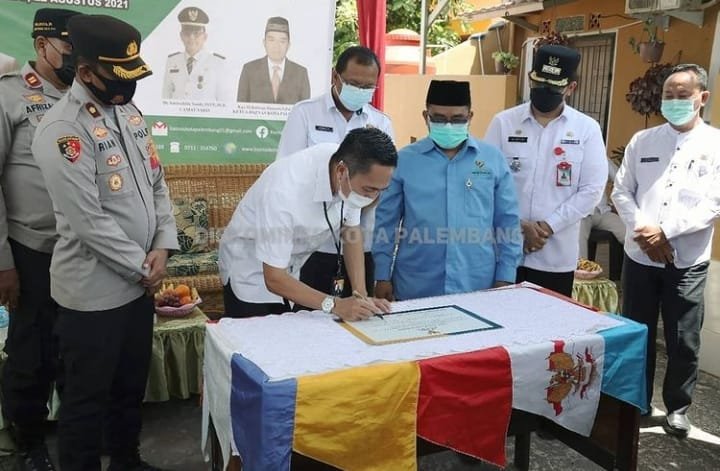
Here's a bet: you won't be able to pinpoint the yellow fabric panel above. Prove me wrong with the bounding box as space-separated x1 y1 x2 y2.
572 278 619 313
294 362 419 471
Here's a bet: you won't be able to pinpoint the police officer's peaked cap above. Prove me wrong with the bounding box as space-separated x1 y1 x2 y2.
265 17 289 35
178 7 209 26
32 8 82 40
426 80 471 107
530 45 581 88
68 15 152 82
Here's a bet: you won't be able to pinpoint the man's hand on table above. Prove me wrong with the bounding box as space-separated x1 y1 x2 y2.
333 296 391 322
142 249 169 291
0 268 19 311
374 281 394 302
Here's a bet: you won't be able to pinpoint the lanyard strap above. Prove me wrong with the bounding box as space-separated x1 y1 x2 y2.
323 201 344 276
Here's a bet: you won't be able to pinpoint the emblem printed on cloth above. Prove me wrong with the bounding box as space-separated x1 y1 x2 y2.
128 115 143 126
510 157 521 172
108 173 123 191
126 41 138 57
106 154 122 167
93 127 109 139
188 9 199 21
546 340 598 415
85 103 101 118
24 93 45 103
24 72 41 88
57 135 81 163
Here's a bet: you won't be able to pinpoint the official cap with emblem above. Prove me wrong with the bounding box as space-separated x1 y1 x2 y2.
426 80 471 107
265 17 289 36
178 6 209 34
68 14 152 81
31 8 82 40
529 45 581 88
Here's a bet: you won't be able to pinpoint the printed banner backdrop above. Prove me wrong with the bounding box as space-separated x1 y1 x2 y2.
0 0 336 164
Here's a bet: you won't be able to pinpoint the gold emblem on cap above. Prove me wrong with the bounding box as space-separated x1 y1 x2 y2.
126 41 139 57
548 56 560 66
108 173 123 192
188 9 199 21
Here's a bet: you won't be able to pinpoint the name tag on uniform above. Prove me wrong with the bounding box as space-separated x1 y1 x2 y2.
560 139 580 145
640 157 660 163
315 125 333 132
508 136 528 143
169 68 179 74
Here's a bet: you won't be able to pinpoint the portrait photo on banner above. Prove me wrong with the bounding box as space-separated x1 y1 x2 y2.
134 0 335 121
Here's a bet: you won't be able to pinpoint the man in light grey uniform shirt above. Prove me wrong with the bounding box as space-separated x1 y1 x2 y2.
0 8 80 470
32 14 177 471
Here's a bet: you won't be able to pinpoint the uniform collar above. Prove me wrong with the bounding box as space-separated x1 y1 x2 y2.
184 49 207 62
21 62 64 99
314 147 337 203
663 120 707 138
324 91 367 117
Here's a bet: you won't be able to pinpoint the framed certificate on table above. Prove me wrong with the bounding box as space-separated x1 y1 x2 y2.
340 305 502 345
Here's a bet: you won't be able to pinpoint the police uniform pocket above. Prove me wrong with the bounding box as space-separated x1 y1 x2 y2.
464 174 494 218
97 167 134 200
309 129 338 146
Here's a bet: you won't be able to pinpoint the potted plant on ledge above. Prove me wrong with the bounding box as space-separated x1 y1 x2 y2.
625 62 674 128
492 51 520 74
629 18 665 64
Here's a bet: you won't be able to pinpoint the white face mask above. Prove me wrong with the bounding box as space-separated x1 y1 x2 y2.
339 168 375 209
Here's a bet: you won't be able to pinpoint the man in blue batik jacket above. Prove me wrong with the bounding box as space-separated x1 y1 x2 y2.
373 80 522 301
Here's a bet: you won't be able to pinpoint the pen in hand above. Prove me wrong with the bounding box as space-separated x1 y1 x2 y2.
352 290 384 320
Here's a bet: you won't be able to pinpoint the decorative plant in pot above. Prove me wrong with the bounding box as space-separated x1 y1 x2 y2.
629 18 665 63
625 62 674 128
492 51 520 74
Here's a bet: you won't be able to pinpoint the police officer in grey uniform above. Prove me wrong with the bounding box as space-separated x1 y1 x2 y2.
161 6 233 101
31 14 177 471
0 8 81 470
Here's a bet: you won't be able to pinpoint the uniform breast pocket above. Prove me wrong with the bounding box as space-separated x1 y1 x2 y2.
464 174 494 218
308 129 339 146
96 158 134 201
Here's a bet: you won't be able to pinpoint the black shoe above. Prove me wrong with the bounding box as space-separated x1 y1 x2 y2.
15 445 56 471
107 458 165 471
663 412 691 438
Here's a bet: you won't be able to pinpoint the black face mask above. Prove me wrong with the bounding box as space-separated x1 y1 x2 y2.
45 41 75 86
84 71 137 106
530 87 565 113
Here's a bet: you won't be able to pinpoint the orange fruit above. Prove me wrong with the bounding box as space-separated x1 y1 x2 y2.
175 284 191 297
180 296 193 306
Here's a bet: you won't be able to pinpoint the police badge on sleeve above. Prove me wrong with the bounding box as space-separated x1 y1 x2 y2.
57 135 81 163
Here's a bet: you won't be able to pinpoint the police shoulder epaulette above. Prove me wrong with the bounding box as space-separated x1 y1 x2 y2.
168 51 181 57
213 53 226 60
23 72 42 89
84 102 102 119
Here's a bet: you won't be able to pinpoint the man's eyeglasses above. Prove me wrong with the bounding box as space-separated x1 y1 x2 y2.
427 114 470 125
339 77 376 91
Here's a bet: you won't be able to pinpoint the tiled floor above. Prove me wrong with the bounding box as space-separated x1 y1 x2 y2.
3 244 720 470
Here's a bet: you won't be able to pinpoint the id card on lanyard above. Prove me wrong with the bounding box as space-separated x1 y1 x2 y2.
323 201 345 297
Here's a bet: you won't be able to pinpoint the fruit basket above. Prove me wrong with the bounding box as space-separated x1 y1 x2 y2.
155 283 202 318
575 258 603 280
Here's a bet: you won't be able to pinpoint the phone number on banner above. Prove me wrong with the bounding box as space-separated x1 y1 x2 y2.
5 0 129 10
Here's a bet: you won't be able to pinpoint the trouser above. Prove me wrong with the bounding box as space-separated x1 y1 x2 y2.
515 266 574 298
56 295 154 471
223 282 290 318
578 212 626 259
0 239 58 451
622 256 707 414
299 251 375 297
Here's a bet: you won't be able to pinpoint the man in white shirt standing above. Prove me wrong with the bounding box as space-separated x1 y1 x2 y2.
219 128 394 320
276 46 394 306
578 160 625 258
612 64 720 437
485 45 607 297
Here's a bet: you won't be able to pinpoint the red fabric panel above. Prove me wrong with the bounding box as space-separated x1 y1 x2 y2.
356 0 387 110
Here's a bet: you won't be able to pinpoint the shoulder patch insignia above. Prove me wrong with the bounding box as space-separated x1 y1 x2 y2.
146 139 161 170
85 103 101 118
106 154 122 167
24 72 41 89
57 135 81 163
93 127 108 139
213 53 226 60
128 115 143 126
24 93 45 103
108 173 123 191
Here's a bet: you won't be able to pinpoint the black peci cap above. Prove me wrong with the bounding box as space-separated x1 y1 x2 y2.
426 80 471 107
68 14 152 81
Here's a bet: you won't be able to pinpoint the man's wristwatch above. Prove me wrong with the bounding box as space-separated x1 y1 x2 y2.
321 296 335 314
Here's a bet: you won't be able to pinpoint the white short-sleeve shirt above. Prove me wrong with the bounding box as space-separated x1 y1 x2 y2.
219 143 361 303
276 92 395 253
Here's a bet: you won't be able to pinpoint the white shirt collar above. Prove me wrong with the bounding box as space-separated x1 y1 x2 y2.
267 57 286 80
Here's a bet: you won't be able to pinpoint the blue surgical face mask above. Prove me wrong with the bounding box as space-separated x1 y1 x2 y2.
336 79 375 111
428 121 469 149
661 98 699 127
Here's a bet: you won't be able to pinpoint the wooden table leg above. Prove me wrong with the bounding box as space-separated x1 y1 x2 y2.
615 401 640 471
